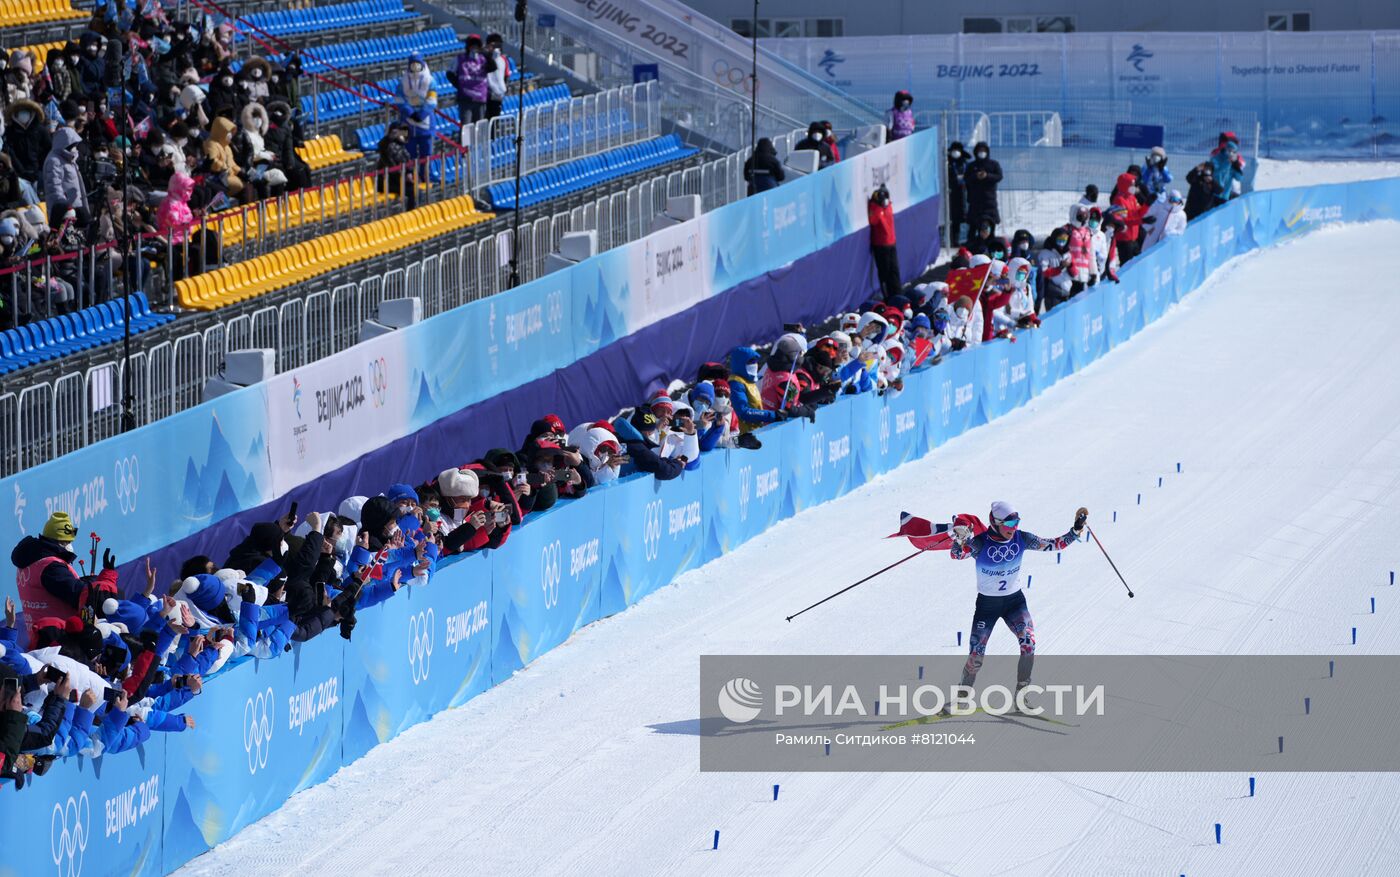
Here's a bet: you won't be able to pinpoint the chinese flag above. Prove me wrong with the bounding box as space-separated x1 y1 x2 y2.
944 263 992 308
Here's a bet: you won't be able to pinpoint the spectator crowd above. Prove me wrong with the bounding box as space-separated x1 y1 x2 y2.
0 5 487 330
2 71 1253 792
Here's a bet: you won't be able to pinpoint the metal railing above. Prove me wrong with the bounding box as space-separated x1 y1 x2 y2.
1 148 747 476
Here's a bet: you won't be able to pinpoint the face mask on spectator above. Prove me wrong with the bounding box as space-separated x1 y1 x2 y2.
955 306 969 322
1016 269 1029 284
813 131 824 141
426 507 441 521
410 62 424 74
975 149 988 159
1088 219 1100 230
948 148 960 159
15 109 32 124
746 362 759 381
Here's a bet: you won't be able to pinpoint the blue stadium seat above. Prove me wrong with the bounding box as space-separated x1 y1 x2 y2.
0 295 176 374
481 134 698 211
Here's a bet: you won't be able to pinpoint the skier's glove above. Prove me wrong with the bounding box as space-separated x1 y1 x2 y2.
951 525 972 546
1072 507 1089 538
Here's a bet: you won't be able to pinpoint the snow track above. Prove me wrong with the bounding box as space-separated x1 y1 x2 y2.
179 222 1400 877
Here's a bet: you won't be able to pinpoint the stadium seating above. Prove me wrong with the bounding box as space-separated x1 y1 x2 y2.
296 134 363 170
202 172 406 246
483 135 698 210
235 0 417 41
270 28 461 74
0 294 175 375
307 71 551 128
175 195 494 310
0 0 85 26
351 83 572 152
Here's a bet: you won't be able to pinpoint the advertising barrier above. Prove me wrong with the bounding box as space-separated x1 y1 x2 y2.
3 179 1399 877
765 32 1400 157
0 129 939 581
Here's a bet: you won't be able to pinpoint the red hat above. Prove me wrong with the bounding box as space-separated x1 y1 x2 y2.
648 391 674 415
592 419 616 434
595 439 621 457
712 381 731 397
533 439 561 451
542 414 566 434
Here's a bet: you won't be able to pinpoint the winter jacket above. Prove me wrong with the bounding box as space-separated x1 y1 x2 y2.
610 416 684 480
41 126 88 218
726 347 780 433
282 529 335 640
1141 163 1173 201
485 48 510 100
964 150 1003 223
1141 199 1186 249
1066 224 1094 281
887 107 915 140
12 535 116 639
1110 173 1150 244
868 199 895 247
203 116 243 193
2 100 51 180
567 424 624 487
1208 147 1246 202
1184 166 1224 220
743 139 784 195
453 50 489 102
793 134 834 168
156 172 196 243
224 522 286 575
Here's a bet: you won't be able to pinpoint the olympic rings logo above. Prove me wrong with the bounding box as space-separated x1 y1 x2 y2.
115 455 140 516
879 408 890 454
738 466 752 522
986 543 1021 564
408 609 434 684
51 792 89 877
541 540 562 609
642 501 663 561
711 60 754 94
546 290 565 334
810 433 825 484
244 687 275 775
367 357 390 409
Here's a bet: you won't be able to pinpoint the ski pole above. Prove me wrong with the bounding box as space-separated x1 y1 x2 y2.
786 550 925 622
1087 526 1133 598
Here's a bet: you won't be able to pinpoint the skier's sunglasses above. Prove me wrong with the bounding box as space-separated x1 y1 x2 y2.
995 517 1019 528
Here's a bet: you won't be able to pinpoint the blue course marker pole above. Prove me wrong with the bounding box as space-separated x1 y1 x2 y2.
1158 476 1163 487
1304 697 1311 715
1278 736 1284 754
1249 777 1256 797
1027 575 1032 589
1329 660 1334 678
825 742 830 756
1352 627 1358 645
713 830 720 850
1215 823 1222 844
1391 571 1395 585
1137 493 1142 505
1371 597 1376 614
1057 552 1061 564
1113 511 1117 522
773 784 780 801
1177 462 1182 473
957 631 962 646
918 665 924 680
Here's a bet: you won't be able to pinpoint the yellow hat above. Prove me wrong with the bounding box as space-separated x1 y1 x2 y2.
42 512 78 543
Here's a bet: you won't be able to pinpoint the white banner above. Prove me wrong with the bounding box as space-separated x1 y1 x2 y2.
265 331 411 492
627 214 711 332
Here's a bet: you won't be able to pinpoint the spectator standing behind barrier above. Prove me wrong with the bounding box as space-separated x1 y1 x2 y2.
868 184 900 300
377 122 417 209
743 137 784 195
451 35 489 126
945 141 969 247
1141 190 1186 250
1142 147 1172 201
610 409 684 480
1070 184 1099 223
1184 162 1223 220
484 34 510 120
1209 132 1247 207
1110 172 1153 264
793 122 834 169
964 141 1002 236
886 91 915 141
397 52 437 160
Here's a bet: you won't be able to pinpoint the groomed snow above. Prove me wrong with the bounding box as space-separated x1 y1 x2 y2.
179 222 1400 877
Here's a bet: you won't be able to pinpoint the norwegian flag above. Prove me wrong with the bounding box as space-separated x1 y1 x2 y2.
887 512 987 551
944 263 993 308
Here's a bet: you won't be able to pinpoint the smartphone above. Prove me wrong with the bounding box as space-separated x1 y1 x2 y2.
288 501 298 520
553 469 572 483
494 510 510 525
